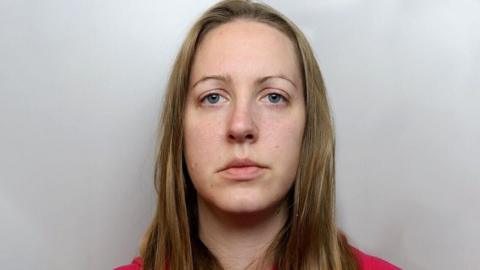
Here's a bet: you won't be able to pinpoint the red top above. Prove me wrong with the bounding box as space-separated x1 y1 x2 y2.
114 247 400 270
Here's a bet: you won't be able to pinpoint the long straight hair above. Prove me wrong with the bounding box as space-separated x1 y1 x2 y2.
140 1 358 269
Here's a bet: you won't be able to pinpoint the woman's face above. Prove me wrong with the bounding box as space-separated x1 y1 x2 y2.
184 20 305 215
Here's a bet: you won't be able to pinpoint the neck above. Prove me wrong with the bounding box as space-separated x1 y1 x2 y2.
197 197 287 270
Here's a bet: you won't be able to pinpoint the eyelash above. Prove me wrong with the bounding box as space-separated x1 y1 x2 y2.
199 91 288 106
200 92 227 105
262 92 287 104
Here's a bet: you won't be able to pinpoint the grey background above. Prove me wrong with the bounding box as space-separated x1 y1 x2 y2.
1 0 479 269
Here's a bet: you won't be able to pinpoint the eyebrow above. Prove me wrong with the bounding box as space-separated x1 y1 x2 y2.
191 74 297 89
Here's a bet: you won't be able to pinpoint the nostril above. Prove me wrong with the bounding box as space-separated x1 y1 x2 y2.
228 133 255 142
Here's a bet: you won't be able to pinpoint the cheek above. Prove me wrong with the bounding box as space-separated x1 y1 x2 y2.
259 112 305 188
260 110 305 155
183 110 225 181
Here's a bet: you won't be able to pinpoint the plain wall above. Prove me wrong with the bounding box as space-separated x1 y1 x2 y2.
1 0 479 269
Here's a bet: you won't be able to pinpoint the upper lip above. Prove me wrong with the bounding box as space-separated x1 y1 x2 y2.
220 158 266 171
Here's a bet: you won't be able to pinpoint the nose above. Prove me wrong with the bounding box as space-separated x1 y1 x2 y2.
227 101 258 143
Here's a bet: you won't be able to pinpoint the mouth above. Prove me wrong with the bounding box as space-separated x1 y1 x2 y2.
219 158 267 181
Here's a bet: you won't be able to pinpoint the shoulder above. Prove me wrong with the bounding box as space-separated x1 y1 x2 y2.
352 247 401 270
113 249 401 270
113 257 143 270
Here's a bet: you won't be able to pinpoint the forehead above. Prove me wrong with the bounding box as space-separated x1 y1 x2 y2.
190 19 302 88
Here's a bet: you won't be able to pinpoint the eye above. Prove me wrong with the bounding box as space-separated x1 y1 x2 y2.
263 92 287 104
200 93 226 105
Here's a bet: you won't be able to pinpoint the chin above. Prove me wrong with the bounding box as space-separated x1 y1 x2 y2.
214 192 277 215
220 201 266 214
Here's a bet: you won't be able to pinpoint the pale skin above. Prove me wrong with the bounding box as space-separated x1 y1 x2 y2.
184 19 306 270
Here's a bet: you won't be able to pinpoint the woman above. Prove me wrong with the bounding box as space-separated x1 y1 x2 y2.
115 0 400 269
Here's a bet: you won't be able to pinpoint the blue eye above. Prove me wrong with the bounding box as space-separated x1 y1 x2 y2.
266 93 285 104
201 93 225 105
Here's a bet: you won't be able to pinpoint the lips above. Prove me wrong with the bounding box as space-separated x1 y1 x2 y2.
219 158 267 181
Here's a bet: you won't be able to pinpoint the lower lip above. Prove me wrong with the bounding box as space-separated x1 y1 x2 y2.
220 166 265 181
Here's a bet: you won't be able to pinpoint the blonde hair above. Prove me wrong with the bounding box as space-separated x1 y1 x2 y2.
140 1 358 269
